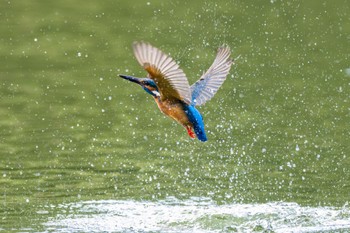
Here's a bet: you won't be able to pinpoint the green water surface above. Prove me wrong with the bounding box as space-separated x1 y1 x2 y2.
1 0 349 231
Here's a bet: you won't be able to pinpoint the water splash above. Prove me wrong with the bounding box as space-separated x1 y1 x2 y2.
43 197 350 232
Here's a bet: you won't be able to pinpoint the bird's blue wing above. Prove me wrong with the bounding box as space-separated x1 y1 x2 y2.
191 46 233 106
133 42 192 104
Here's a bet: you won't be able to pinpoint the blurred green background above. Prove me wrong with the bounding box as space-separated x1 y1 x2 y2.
1 0 349 231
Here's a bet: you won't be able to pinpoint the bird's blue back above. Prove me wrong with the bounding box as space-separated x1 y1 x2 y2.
183 104 207 142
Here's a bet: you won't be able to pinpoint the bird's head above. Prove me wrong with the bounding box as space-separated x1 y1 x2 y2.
119 75 160 97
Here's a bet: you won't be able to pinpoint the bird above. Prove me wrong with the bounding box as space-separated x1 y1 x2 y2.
119 42 233 142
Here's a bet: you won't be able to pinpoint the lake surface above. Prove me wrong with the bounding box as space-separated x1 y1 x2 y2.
1 1 349 232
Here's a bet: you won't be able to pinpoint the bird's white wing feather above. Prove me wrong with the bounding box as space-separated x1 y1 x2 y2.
133 42 191 104
190 46 233 106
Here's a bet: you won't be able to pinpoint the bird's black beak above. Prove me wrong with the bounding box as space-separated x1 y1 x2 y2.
119 74 142 85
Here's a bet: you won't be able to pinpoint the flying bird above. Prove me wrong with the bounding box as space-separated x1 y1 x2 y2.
119 42 233 141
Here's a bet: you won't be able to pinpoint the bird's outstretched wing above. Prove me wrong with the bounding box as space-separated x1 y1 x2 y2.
133 42 191 104
190 46 233 106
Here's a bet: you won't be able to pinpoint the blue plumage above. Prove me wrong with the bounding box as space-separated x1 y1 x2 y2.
184 105 207 142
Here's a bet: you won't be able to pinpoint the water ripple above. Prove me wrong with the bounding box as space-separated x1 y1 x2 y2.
43 197 350 232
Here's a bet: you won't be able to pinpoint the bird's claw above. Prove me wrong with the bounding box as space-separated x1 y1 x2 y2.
186 126 196 139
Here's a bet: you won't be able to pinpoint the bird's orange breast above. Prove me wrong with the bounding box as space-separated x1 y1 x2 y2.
153 97 192 127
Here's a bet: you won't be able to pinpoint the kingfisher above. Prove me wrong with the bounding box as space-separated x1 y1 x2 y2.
119 42 233 142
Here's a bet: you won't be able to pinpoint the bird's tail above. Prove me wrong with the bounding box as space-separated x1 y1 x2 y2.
185 105 207 142
194 124 207 142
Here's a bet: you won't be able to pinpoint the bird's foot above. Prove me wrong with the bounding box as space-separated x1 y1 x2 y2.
185 126 196 139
